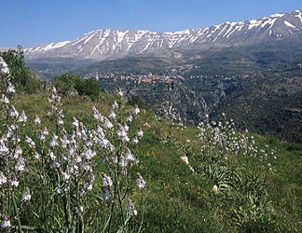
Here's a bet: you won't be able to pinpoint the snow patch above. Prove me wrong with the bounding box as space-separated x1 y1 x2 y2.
270 13 285 18
248 20 262 30
44 41 71 51
260 18 277 29
284 20 296 29
295 11 302 24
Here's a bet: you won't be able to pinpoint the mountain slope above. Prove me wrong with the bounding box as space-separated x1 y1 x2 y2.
24 10 302 60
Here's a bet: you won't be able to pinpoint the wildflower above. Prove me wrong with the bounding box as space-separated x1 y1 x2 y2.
0 171 7 185
132 137 139 145
125 148 135 162
180 156 189 165
15 157 26 172
33 151 40 160
101 187 111 202
9 176 19 187
72 117 79 128
25 136 35 149
127 199 138 216
136 173 146 189
132 105 140 116
0 57 10 74
117 125 129 142
82 148 96 160
49 135 59 148
118 89 123 97
112 101 118 109
137 129 143 138
52 161 60 169
1 216 11 229
9 105 19 118
61 172 70 182
0 94 9 104
22 187 31 202
101 173 113 187
6 82 15 94
104 119 113 130
0 140 9 155
109 110 116 120
42 127 49 136
96 126 105 138
58 117 64 125
212 184 219 194
34 115 41 125
127 114 133 122
18 110 27 123
75 205 84 214
92 107 103 121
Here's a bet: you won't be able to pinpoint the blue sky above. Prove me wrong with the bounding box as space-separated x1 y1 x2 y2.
1 0 302 47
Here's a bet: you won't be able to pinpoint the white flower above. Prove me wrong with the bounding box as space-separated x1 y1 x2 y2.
101 187 111 202
0 140 9 155
42 127 49 136
136 173 146 189
49 151 56 160
25 136 35 149
109 110 116 119
0 56 9 75
58 117 64 125
15 157 26 172
52 161 60 169
6 82 15 94
212 185 219 194
22 187 31 202
9 105 19 118
118 89 123 97
0 172 7 185
132 105 140 116
104 120 113 130
127 115 133 122
132 137 139 145
61 172 70 182
127 199 137 216
85 182 93 191
34 115 41 125
33 151 40 160
18 110 27 123
9 176 19 187
72 117 79 128
137 129 143 138
180 156 189 165
0 94 9 104
82 148 96 160
75 205 84 214
112 101 118 109
125 149 136 164
0 216 10 229
117 126 129 142
101 173 113 187
49 135 59 148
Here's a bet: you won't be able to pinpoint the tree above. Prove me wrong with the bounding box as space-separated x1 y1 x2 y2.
0 46 40 93
54 73 82 96
55 73 103 100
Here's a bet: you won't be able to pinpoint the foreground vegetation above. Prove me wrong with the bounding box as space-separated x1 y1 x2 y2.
0 51 302 232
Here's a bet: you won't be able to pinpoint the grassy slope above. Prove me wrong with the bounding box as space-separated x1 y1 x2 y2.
11 92 302 232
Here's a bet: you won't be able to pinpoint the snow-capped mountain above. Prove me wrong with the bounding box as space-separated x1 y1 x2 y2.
24 10 302 60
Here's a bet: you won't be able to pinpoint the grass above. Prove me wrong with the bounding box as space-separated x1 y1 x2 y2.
1 90 302 233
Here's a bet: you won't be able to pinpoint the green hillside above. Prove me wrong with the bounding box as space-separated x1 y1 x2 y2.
1 48 302 233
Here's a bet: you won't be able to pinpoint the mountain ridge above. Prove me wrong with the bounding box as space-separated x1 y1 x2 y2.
24 10 302 60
